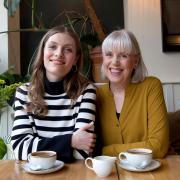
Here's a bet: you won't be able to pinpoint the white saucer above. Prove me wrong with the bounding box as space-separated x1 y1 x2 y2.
119 159 161 172
23 160 64 174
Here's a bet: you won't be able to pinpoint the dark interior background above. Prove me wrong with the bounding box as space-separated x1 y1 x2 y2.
20 0 124 76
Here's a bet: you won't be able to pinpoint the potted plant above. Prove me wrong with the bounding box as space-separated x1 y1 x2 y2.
0 70 27 159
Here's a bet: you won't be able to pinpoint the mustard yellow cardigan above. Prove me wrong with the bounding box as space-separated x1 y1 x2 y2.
96 76 169 158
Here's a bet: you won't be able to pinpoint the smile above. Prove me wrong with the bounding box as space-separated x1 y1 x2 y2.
50 59 65 65
110 68 123 75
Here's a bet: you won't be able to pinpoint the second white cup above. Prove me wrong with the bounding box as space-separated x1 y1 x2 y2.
85 155 116 177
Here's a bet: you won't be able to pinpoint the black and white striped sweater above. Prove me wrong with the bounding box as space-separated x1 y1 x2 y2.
11 80 96 162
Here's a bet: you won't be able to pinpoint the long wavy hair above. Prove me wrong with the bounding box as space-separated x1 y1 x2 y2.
27 25 90 116
102 29 148 83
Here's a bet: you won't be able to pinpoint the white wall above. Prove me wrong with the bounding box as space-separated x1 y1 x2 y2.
0 3 8 73
124 0 180 83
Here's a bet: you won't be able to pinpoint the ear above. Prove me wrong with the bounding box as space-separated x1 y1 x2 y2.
134 54 140 66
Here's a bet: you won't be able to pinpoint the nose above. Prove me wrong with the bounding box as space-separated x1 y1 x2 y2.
55 48 64 58
112 55 119 64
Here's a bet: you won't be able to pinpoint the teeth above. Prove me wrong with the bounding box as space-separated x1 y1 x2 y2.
110 68 121 73
51 60 65 64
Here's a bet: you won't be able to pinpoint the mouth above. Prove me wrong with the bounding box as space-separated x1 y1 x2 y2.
109 67 123 75
50 59 65 65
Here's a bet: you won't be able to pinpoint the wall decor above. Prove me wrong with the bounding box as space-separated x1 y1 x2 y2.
161 0 180 52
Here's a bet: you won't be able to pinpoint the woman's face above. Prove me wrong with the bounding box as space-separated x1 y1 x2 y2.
102 49 139 86
43 32 78 82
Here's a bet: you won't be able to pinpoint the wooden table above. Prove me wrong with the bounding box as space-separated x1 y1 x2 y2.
0 159 118 180
118 155 180 180
0 155 180 180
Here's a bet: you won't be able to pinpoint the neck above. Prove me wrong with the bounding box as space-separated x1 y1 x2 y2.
109 82 126 114
44 76 64 95
110 81 128 95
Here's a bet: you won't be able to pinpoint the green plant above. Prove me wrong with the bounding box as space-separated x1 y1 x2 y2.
0 79 21 110
0 137 7 159
0 70 27 159
0 69 28 110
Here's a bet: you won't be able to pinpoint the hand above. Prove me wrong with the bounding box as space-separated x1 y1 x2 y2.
71 122 96 152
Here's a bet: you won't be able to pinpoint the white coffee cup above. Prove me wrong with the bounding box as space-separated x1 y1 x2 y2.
85 156 116 177
28 151 57 170
119 148 153 169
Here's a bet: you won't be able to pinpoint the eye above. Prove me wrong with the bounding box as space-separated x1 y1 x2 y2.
63 47 73 53
120 54 129 60
118 53 129 60
105 52 113 57
48 45 57 50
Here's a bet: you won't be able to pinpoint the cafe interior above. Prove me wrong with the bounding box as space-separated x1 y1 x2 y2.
0 0 180 179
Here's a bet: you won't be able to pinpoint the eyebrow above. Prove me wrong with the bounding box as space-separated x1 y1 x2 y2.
48 41 74 47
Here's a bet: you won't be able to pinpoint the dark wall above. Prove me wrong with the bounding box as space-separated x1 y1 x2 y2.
20 0 124 75
92 0 124 32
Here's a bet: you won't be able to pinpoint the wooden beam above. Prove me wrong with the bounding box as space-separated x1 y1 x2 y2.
8 7 20 74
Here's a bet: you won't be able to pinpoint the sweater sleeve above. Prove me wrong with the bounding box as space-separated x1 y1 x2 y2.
103 78 169 158
73 84 96 159
11 86 74 162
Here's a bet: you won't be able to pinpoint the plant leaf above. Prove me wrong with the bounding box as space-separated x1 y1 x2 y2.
0 138 7 159
4 0 21 17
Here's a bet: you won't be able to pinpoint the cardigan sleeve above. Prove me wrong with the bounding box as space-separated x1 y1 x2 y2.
102 78 169 158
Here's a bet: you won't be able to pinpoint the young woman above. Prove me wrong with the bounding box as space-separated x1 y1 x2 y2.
96 29 169 158
11 26 96 162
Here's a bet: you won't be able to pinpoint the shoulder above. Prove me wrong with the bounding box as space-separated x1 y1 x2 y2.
15 83 30 99
133 76 163 96
126 76 163 96
16 83 30 94
143 76 161 84
82 83 97 93
96 83 109 95
85 83 97 90
80 83 97 98
141 76 162 89
96 83 111 101
96 83 109 92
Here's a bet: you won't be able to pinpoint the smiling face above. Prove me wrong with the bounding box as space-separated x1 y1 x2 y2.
102 50 139 86
101 30 142 87
43 32 78 82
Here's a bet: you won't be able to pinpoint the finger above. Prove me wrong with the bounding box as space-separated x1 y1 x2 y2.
90 143 95 148
92 134 96 139
80 122 94 131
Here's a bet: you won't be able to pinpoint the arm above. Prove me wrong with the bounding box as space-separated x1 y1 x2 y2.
11 86 73 162
71 84 96 159
103 78 169 158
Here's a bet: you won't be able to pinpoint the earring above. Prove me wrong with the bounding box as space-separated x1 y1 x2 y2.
134 64 138 69
72 65 77 72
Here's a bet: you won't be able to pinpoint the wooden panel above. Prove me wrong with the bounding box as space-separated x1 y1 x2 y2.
173 84 180 111
8 8 20 74
162 84 175 112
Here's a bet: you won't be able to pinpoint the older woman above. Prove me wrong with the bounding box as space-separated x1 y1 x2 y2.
96 29 169 158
